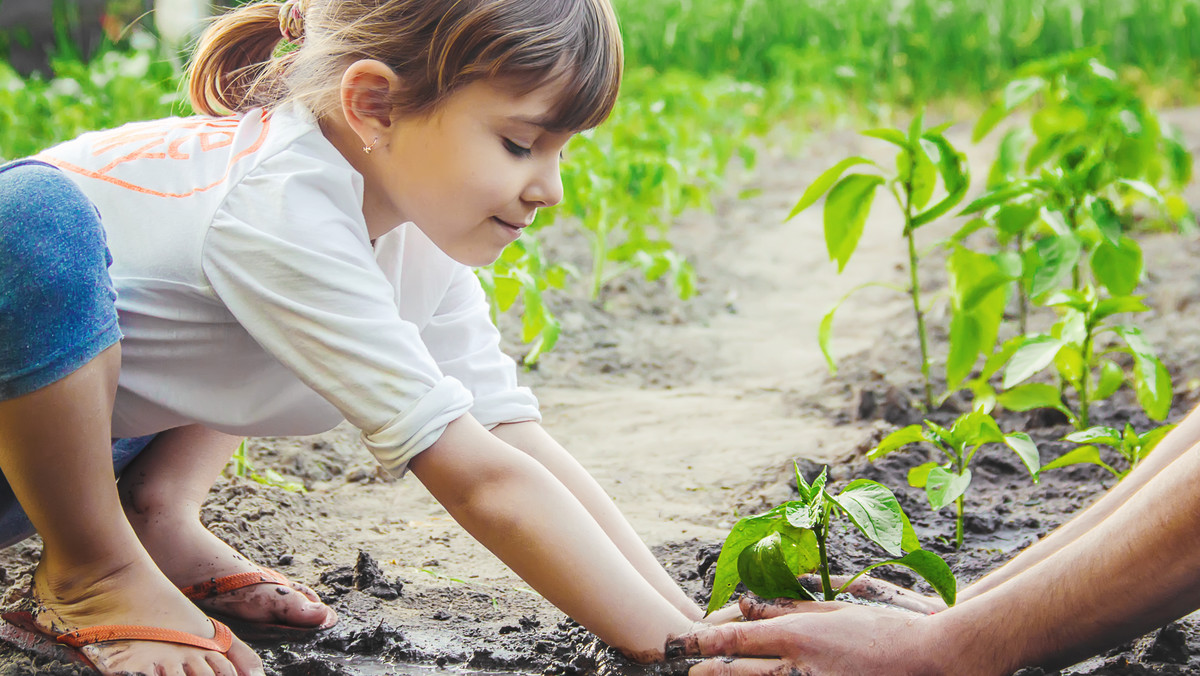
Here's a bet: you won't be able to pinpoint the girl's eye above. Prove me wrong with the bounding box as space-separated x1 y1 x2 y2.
503 138 533 158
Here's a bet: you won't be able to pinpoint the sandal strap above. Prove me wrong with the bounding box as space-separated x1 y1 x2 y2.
56 618 233 652
179 567 291 600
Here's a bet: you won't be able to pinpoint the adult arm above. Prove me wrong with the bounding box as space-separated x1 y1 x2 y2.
958 405 1200 602
410 415 696 662
673 432 1200 674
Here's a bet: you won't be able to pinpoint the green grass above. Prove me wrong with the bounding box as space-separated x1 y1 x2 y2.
613 0 1200 103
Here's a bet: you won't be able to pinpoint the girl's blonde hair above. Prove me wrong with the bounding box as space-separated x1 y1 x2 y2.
188 0 623 131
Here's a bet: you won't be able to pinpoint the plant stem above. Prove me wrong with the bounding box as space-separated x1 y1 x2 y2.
955 495 964 549
903 175 934 410
590 226 608 300
816 526 835 601
1016 233 1028 335
1078 328 1093 429
1067 202 1082 292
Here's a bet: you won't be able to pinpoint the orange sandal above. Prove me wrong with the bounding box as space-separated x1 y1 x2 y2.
0 608 232 670
179 567 337 641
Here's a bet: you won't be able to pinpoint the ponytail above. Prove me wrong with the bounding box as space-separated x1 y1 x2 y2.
187 2 292 116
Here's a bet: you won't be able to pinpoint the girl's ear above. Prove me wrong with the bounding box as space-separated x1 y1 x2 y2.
339 59 401 145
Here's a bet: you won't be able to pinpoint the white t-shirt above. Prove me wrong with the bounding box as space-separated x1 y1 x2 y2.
37 104 540 475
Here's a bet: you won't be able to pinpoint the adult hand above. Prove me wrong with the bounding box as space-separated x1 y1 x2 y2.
667 596 936 676
799 574 948 615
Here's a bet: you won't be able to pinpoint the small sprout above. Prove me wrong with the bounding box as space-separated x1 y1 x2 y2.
706 463 955 616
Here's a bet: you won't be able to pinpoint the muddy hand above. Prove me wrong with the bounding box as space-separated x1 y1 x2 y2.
666 598 933 676
797 573 947 614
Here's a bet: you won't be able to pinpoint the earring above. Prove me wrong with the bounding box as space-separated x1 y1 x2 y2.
363 137 380 155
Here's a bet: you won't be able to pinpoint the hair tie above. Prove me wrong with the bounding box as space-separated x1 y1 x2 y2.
278 0 305 42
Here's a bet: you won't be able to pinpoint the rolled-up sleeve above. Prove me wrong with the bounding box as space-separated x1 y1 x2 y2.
421 264 541 429
201 149 473 474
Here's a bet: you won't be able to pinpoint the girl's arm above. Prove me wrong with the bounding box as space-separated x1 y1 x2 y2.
408 415 695 661
490 421 705 621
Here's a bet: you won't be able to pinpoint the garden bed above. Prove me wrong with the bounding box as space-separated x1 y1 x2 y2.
0 109 1197 675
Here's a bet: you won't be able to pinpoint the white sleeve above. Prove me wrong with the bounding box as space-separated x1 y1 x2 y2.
421 264 541 428
201 148 473 475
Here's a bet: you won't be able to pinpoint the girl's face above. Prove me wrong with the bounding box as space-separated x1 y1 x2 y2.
371 78 575 266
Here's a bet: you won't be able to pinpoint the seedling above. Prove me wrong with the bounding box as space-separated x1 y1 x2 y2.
706 463 955 615
228 440 306 493
997 286 1171 429
869 410 1040 549
788 113 969 409
1041 423 1176 480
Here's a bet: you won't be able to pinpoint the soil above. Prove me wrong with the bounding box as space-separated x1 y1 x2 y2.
2 108 1199 676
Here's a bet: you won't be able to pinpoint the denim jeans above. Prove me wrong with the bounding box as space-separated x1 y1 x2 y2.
0 159 156 547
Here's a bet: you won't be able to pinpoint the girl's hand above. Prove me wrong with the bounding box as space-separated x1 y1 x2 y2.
799 573 948 615
701 603 746 625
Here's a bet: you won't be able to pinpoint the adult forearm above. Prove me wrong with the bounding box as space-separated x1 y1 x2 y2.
930 439 1200 674
411 417 694 661
491 422 704 620
962 404 1200 602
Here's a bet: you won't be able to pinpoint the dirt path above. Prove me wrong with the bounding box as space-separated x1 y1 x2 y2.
2 110 1198 675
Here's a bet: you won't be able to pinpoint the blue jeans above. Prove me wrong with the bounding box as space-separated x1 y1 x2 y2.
0 159 156 548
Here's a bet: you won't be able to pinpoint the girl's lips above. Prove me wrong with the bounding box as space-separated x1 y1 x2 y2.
493 217 528 229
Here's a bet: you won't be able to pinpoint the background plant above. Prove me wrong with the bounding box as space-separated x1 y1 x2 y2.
707 463 955 613
996 287 1171 429
789 113 969 409
1040 422 1177 479
869 410 1041 549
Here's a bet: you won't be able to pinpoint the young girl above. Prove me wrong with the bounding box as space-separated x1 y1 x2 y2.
0 1 717 674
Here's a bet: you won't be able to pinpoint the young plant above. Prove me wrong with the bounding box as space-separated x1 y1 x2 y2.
1040 423 1176 480
227 440 306 493
789 113 969 409
706 464 956 615
997 286 1171 429
869 410 1040 549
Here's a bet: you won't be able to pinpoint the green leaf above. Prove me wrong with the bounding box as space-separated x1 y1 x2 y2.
1135 358 1172 422
818 308 837 374
1004 432 1041 476
997 383 1066 413
899 507 922 553
861 128 909 148
1027 234 1081 297
960 182 1036 215
872 550 957 607
1091 237 1143 297
833 479 905 557
979 336 1025 382
1090 197 1122 246
926 467 972 511
869 425 928 460
1003 336 1065 388
1063 426 1121 446
706 507 790 614
907 462 939 489
1116 327 1172 421
946 312 981 391
1093 296 1149 324
1039 445 1114 476
1093 360 1125 401
788 157 876 221
737 533 818 603
824 174 885 272
1003 76 1045 111
973 102 1007 143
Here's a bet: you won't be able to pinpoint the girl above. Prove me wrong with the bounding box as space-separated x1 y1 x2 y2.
0 1 718 674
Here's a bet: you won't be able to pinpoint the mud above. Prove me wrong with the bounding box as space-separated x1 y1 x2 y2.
0 108 1198 675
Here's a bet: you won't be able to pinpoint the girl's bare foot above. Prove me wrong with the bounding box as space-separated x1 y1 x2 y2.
30 552 264 676
125 505 335 631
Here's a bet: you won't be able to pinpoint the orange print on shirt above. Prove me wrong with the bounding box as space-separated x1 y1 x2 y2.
43 112 271 199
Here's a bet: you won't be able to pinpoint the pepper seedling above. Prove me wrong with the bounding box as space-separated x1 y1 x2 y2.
869 410 1040 549
1040 422 1176 479
706 463 955 615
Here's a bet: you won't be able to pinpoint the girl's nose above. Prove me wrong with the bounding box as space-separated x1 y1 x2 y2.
523 160 564 208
